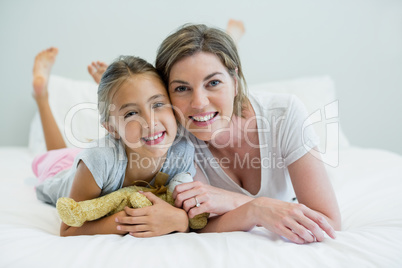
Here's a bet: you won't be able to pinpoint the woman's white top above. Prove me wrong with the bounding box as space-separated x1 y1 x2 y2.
186 93 320 202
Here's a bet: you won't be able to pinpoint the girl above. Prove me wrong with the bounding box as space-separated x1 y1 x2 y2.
32 48 195 237
136 23 341 244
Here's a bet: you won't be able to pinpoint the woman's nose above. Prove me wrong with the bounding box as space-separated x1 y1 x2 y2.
191 87 209 110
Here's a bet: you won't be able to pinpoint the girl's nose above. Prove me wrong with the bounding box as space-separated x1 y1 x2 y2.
191 87 209 110
142 112 157 129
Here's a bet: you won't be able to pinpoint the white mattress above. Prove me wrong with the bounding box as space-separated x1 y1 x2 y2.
1 146 402 267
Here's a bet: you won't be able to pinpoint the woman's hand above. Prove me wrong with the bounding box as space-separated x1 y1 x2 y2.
173 181 253 218
249 197 337 244
114 192 189 237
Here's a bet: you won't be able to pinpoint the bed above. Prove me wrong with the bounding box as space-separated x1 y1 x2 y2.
1 76 401 267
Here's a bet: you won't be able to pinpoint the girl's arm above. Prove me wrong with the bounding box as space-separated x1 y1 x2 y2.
60 211 128 236
114 191 189 237
60 161 127 236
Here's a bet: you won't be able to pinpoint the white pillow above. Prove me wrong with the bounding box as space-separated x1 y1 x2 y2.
29 75 107 155
248 76 350 153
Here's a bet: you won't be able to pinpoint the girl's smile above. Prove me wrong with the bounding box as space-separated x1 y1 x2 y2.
141 131 166 145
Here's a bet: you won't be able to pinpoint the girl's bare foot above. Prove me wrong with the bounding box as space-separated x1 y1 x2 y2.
226 19 245 45
87 61 108 84
32 47 58 101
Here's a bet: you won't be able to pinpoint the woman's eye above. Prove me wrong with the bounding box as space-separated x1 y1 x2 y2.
174 86 188 92
209 80 220 86
124 111 137 119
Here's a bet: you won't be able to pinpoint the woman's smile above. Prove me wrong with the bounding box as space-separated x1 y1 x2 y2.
190 112 219 126
169 52 237 141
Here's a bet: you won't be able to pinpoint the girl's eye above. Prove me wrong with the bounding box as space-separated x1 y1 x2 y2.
209 80 220 87
153 102 164 109
124 111 137 119
174 86 188 92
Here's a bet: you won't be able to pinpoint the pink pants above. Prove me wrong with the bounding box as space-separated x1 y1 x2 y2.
32 148 82 183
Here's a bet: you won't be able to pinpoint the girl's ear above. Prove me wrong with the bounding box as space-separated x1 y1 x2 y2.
102 122 120 139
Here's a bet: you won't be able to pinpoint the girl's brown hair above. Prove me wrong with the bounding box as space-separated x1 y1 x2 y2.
98 56 162 124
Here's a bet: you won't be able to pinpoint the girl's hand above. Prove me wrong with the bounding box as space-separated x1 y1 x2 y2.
173 181 253 218
249 197 337 244
114 192 189 237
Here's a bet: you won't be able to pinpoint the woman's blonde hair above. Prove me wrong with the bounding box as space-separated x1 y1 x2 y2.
98 56 162 124
155 24 248 117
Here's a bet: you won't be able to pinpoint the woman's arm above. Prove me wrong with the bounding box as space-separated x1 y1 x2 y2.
176 149 340 244
199 149 340 243
287 147 341 230
198 195 336 244
173 164 254 218
60 161 127 236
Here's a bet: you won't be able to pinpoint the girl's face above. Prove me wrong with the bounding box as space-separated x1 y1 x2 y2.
168 52 237 141
108 73 177 159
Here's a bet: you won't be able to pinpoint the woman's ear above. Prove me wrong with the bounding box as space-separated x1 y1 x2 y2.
102 122 120 139
233 68 239 96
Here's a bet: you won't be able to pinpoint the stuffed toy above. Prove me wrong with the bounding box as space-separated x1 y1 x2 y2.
56 172 209 230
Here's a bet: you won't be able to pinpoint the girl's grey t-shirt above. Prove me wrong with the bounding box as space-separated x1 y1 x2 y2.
36 132 196 206
187 93 320 202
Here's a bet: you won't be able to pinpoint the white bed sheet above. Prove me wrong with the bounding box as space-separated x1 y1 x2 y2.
0 146 402 267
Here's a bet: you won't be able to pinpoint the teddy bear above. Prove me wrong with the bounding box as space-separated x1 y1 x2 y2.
56 172 209 230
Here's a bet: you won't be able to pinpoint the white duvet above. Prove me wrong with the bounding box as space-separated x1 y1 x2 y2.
1 146 401 268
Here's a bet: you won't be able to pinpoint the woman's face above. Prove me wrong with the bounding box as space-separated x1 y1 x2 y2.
168 52 237 141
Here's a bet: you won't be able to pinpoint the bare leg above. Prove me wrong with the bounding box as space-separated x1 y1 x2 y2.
32 47 67 151
87 61 108 84
226 19 245 45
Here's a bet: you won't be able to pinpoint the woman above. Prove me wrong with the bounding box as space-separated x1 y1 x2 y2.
151 23 341 244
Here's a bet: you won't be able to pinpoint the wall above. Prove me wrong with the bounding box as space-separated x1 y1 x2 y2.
0 0 401 154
